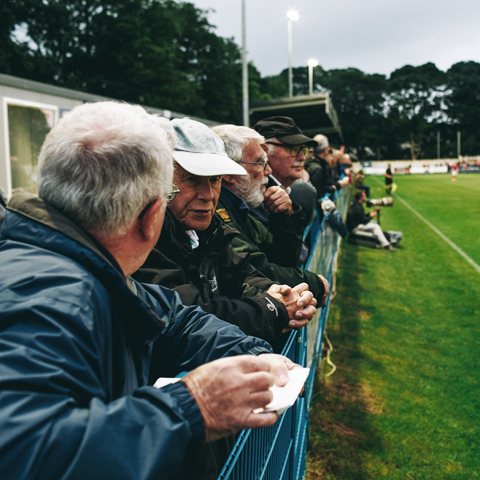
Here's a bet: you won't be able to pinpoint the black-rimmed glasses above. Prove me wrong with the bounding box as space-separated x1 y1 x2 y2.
266 142 309 157
239 159 269 170
166 184 180 202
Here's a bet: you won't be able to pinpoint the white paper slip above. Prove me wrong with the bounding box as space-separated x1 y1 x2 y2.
263 367 310 414
153 377 181 389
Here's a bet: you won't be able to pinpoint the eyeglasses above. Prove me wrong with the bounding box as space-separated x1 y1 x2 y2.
239 158 269 170
166 184 180 202
266 142 309 157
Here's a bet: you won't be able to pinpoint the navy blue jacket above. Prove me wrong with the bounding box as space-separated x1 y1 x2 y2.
0 191 272 480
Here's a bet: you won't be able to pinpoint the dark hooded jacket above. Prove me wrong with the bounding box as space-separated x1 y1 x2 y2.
0 190 272 480
134 209 290 347
346 199 372 232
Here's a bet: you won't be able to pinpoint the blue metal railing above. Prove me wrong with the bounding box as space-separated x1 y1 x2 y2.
217 186 350 480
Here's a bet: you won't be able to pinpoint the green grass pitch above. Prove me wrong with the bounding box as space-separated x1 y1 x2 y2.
307 173 480 479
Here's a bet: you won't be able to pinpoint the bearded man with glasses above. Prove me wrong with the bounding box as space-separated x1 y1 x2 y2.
212 124 329 315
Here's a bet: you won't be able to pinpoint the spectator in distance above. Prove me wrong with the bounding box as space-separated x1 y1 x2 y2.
305 134 342 201
354 169 370 198
212 123 329 307
346 190 394 251
134 118 317 348
0 102 298 480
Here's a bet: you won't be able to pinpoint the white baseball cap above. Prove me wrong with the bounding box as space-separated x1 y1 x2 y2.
172 118 247 176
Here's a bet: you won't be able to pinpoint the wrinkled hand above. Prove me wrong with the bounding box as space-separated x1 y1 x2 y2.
182 355 293 442
317 275 329 307
264 186 293 215
267 283 317 331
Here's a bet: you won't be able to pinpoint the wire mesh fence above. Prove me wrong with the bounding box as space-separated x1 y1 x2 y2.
217 186 350 480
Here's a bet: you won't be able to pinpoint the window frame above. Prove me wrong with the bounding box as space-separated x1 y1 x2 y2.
3 97 59 197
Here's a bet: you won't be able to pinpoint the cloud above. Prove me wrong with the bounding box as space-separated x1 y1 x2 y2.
191 0 480 77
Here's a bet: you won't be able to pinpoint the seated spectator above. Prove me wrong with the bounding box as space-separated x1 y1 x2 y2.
354 170 370 198
0 101 298 480
134 118 317 347
211 125 329 306
346 191 394 251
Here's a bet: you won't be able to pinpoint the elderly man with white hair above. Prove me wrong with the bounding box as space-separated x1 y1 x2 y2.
0 102 299 480
213 124 329 307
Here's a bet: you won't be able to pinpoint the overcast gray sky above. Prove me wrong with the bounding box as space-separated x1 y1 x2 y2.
190 0 480 77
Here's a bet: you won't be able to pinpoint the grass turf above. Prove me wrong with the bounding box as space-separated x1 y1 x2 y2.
306 173 480 479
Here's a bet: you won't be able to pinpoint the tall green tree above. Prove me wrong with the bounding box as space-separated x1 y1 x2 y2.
446 61 480 156
387 63 447 160
1 0 245 123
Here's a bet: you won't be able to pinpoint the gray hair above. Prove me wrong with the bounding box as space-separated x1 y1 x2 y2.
38 101 174 238
211 125 264 162
313 134 329 153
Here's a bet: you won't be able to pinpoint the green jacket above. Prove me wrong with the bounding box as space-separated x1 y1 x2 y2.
217 187 326 300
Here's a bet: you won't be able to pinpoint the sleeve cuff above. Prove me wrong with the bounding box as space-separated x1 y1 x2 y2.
246 346 273 356
162 381 205 444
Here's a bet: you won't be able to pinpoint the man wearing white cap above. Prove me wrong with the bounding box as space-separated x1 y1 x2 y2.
135 118 318 347
134 117 318 480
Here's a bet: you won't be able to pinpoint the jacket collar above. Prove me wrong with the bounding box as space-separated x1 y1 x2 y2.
162 207 239 255
219 186 250 226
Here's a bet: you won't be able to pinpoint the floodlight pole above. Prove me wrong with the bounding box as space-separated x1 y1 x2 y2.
286 10 299 98
242 0 249 126
308 59 318 96
457 130 461 159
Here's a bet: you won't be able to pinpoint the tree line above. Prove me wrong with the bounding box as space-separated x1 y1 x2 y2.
2 0 479 160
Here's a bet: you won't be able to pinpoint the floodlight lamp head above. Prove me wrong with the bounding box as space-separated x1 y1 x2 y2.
308 59 319 67
286 10 299 21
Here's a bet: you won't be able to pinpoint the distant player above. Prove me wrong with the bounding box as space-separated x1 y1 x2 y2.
452 161 459 181
385 163 393 194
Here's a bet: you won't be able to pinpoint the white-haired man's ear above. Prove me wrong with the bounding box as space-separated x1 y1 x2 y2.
137 198 165 242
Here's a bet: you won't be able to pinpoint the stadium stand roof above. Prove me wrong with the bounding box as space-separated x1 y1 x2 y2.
249 92 342 140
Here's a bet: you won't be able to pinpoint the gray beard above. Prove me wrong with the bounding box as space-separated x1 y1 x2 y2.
233 178 265 208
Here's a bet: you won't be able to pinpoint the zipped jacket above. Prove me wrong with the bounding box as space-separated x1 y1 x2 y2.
134 209 289 348
0 190 272 480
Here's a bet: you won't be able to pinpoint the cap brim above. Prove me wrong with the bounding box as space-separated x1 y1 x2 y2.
173 151 247 176
278 134 317 147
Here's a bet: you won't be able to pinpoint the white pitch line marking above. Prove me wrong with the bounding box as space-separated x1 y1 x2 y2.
370 176 480 274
